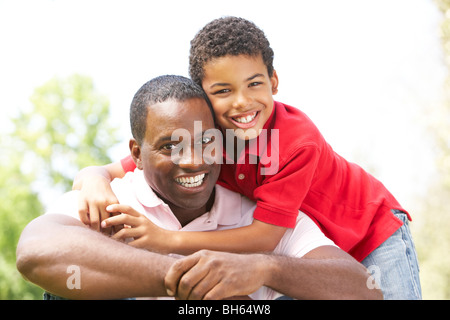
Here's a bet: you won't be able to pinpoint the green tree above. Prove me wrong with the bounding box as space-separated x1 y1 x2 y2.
0 74 120 299
415 0 450 299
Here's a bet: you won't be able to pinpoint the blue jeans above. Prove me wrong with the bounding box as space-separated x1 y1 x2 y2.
361 210 422 300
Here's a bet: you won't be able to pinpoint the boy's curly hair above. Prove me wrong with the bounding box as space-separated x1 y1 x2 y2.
189 16 275 87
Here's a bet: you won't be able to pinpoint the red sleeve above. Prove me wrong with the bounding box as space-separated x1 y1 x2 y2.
253 145 320 228
120 155 137 173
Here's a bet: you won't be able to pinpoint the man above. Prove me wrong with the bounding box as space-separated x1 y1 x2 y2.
16 75 382 300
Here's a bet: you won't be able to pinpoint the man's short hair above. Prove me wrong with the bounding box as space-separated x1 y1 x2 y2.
130 75 214 144
189 16 275 87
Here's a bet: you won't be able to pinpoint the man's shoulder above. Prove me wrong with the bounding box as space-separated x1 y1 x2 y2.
44 190 81 220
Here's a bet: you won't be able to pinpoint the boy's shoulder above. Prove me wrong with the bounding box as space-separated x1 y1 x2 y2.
271 101 323 143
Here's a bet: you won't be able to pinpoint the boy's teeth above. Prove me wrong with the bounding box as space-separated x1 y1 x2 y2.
233 112 257 124
176 173 205 188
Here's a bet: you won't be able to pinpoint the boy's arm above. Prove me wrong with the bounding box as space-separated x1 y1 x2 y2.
72 162 125 230
102 205 286 254
171 220 287 255
72 162 125 190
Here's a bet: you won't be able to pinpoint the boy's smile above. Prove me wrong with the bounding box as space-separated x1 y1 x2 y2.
202 54 278 140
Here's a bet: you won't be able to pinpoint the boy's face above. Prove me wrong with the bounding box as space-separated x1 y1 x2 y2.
132 97 220 216
201 54 278 140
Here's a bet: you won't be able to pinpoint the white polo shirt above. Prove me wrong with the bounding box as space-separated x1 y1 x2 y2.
46 169 335 300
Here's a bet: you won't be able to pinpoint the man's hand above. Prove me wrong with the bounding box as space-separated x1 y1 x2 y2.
164 250 268 300
101 204 172 252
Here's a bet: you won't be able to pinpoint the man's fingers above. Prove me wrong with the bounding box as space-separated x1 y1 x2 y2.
165 254 202 297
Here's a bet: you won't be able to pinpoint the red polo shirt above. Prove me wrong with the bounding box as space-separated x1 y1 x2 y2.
121 101 410 261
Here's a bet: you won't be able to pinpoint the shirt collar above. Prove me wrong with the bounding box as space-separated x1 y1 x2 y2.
131 169 167 208
123 169 243 231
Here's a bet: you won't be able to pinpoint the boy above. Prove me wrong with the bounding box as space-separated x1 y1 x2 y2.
74 17 421 299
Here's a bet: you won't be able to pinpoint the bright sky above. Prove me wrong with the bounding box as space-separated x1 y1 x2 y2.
0 0 446 209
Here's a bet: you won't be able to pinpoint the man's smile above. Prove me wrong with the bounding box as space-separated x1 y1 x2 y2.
175 173 206 188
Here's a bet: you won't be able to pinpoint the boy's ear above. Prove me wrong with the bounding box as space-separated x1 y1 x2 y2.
129 138 143 170
271 70 279 95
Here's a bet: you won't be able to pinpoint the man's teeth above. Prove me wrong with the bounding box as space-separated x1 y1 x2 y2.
233 112 257 124
176 174 206 188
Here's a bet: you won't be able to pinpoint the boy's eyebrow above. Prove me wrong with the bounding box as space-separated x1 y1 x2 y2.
209 73 265 89
246 73 265 81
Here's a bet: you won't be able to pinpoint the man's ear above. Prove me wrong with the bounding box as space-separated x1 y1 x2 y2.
271 70 279 95
129 138 143 170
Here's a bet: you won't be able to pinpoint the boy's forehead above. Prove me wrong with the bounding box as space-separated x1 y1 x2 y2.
204 54 269 81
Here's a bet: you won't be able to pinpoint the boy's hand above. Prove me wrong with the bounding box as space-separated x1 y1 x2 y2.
101 204 172 252
77 175 120 233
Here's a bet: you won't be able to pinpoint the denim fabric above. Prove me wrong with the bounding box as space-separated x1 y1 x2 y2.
361 210 422 300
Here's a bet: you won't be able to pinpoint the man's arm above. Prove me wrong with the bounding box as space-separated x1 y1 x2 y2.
264 246 383 300
164 247 383 300
16 214 175 299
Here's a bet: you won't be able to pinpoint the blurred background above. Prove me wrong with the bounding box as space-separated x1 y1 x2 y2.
0 0 449 299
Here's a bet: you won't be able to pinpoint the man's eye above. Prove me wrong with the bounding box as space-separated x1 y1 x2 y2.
162 143 177 151
202 136 214 144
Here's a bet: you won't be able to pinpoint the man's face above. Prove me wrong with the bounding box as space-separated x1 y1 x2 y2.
133 97 220 215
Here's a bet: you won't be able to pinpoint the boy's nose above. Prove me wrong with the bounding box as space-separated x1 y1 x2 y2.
232 92 252 110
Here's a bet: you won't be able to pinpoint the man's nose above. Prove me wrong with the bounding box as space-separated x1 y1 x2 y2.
177 145 204 168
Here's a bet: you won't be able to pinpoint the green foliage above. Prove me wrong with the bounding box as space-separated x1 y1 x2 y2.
0 161 44 299
11 74 119 191
0 74 119 299
414 0 450 299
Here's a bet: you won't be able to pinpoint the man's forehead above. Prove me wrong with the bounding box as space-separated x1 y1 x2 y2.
145 98 214 142
147 97 209 116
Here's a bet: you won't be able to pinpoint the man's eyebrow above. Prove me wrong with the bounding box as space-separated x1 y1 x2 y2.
156 135 179 144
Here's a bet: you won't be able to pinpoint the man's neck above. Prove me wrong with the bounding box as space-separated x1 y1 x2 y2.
169 188 216 227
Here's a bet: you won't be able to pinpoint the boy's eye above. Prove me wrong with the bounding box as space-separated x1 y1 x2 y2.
213 88 230 95
249 82 262 87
